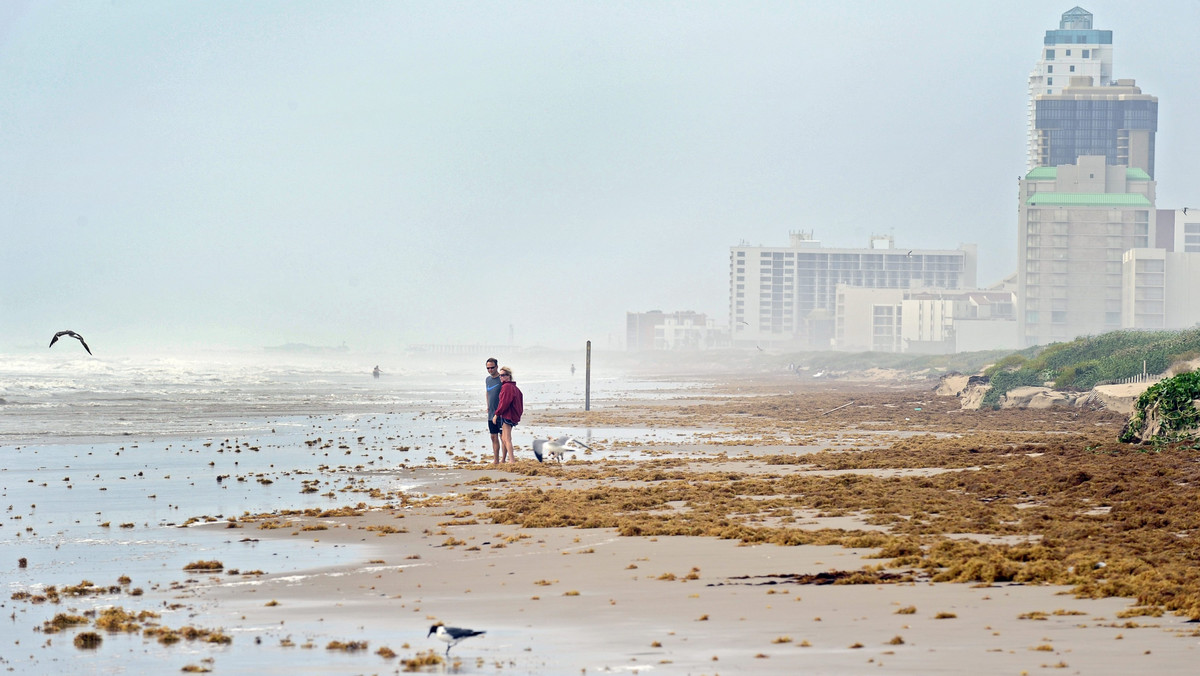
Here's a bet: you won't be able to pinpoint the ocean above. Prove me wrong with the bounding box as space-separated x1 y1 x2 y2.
0 349 702 673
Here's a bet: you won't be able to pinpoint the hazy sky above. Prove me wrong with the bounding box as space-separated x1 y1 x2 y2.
3 1 1198 353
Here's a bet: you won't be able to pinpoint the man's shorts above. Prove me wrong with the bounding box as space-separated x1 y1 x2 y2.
488 418 502 435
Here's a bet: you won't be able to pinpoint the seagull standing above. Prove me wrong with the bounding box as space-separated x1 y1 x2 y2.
532 435 593 463
428 624 485 656
49 330 92 355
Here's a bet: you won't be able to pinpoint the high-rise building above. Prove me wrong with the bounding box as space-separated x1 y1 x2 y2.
730 233 976 349
1027 7 1114 170
1017 156 1156 346
1034 76 1158 177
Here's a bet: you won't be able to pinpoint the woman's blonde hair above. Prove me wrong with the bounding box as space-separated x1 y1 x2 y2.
498 366 514 378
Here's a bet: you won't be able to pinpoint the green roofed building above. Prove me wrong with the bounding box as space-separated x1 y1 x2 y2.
1017 155 1156 346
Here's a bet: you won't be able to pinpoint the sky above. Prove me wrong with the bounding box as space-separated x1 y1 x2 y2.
2 1 1198 354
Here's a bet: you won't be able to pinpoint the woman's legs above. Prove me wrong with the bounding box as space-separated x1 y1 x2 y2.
501 424 515 462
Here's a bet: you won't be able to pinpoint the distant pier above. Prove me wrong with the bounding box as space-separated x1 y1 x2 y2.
407 344 513 355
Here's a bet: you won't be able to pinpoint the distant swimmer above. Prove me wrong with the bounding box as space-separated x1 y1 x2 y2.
373 365 381 378
49 330 91 355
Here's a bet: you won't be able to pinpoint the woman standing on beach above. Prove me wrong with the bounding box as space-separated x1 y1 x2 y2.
492 366 523 463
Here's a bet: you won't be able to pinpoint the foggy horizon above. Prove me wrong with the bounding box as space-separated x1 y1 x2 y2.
3 1 1198 355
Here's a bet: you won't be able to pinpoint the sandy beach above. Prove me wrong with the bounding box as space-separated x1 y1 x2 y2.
6 364 1200 675
187 469 1200 675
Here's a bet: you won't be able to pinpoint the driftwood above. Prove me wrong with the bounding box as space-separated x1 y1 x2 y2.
820 400 855 416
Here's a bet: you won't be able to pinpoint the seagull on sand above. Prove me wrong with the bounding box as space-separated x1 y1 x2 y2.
49 330 92 355
428 624 485 656
532 435 593 463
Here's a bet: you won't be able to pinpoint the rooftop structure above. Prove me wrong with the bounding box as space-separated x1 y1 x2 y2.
1027 7 1114 169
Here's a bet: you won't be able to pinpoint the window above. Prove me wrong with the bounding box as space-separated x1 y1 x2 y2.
1047 77 1053 85
1069 65 1075 72
1047 65 1053 73
1083 49 1090 58
1051 311 1067 323
1046 49 1055 60
1065 49 1071 56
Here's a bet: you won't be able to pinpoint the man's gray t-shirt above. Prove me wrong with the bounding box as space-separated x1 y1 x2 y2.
486 375 502 416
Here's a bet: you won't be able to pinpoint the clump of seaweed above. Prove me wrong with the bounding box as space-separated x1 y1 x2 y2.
42 613 89 633
183 560 224 571
400 649 444 670
74 631 102 649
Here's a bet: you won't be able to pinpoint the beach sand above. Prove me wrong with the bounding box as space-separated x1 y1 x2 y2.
188 467 1200 675
8 373 1200 674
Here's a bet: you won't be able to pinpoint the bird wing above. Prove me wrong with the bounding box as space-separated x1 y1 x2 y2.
444 626 484 639
49 333 61 348
565 437 592 451
74 334 92 355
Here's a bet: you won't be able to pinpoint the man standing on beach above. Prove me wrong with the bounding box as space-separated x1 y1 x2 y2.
485 358 502 464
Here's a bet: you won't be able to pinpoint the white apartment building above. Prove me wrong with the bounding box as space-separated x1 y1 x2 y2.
1122 248 1200 331
1166 208 1200 252
626 310 716 351
833 286 1017 354
730 233 977 349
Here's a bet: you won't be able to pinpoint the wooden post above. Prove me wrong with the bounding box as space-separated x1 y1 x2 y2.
585 340 592 411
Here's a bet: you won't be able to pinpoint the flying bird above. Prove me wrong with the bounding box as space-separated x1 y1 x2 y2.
428 624 485 656
533 436 593 463
49 330 92 355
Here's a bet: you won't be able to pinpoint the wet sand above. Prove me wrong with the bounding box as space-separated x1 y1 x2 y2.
190 466 1200 674
8 373 1200 674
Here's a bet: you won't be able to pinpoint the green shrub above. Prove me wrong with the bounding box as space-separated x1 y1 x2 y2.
982 328 1200 406
1119 370 1200 443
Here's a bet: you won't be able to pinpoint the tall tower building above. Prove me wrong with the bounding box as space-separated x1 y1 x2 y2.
1017 156 1155 346
1027 7 1113 170
1034 77 1158 177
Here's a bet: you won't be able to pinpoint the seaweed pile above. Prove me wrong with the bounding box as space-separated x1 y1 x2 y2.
494 382 1200 619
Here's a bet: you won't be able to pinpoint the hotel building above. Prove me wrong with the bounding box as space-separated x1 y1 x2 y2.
730 233 976 349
